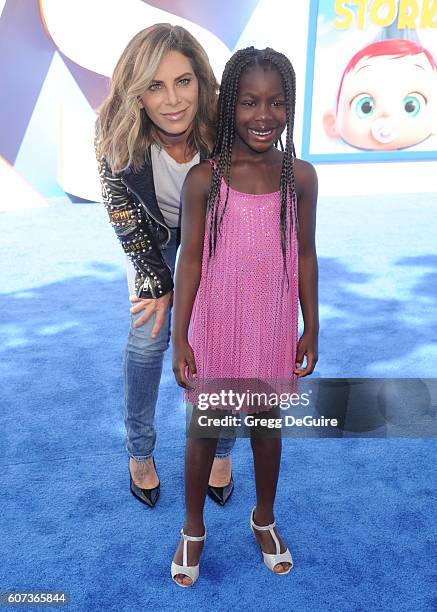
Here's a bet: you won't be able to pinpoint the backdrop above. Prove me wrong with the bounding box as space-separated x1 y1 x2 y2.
1 0 436 208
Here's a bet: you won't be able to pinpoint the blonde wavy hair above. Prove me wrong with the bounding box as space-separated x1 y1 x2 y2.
96 24 218 174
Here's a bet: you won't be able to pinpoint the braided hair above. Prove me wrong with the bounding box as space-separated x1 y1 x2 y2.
207 47 299 272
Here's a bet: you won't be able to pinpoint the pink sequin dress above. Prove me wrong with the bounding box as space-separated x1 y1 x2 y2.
186 174 299 410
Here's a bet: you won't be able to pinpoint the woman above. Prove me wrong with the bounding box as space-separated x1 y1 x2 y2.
95 24 235 507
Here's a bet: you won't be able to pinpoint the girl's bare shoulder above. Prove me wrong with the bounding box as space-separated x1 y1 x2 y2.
183 159 214 198
293 158 318 198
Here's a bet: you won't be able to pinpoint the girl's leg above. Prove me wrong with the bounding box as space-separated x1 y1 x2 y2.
250 421 291 573
172 436 218 586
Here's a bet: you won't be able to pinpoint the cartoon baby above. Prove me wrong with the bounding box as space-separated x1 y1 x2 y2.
323 39 437 150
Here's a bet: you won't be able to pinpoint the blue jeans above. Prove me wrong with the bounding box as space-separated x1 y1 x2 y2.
124 228 236 461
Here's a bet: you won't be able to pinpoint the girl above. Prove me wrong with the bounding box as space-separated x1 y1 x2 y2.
95 24 235 508
171 46 318 586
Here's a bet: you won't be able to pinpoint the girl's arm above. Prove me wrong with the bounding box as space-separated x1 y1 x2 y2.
294 159 319 377
172 162 211 388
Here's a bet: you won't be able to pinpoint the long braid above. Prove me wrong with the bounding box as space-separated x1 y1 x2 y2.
207 47 298 270
263 48 299 279
208 48 260 255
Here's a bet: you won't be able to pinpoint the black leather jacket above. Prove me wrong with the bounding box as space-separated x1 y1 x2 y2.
96 146 206 299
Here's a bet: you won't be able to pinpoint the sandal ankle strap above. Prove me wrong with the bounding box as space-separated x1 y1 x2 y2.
180 528 206 542
251 508 280 555
180 528 206 567
251 507 276 531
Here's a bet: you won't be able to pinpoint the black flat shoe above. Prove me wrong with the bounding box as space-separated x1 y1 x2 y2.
207 474 234 506
129 458 160 508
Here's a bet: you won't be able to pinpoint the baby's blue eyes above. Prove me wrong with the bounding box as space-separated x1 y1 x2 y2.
403 94 424 116
354 95 375 118
352 93 426 118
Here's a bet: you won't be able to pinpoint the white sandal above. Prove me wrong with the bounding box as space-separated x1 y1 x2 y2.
171 527 206 587
250 507 293 574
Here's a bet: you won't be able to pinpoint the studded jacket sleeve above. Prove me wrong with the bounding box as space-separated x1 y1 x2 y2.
96 153 174 299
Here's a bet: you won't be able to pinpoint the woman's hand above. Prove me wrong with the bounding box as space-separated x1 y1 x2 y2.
293 330 318 377
172 338 197 389
130 291 173 337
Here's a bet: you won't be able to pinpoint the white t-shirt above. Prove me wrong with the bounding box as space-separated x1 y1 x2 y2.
126 144 200 295
150 143 200 228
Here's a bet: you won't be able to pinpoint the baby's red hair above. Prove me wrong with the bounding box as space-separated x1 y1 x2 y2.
336 39 437 111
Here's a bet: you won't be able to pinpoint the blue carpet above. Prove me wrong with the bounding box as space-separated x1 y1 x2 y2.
0 197 436 611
